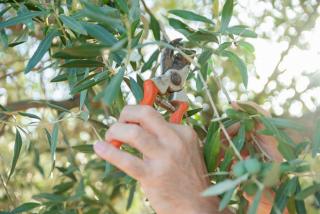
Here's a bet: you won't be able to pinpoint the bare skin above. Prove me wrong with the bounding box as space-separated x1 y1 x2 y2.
94 105 231 214
94 103 284 213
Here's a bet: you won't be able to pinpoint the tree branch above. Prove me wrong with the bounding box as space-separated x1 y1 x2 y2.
4 95 80 112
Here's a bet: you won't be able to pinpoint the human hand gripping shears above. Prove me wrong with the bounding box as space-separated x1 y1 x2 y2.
111 39 195 148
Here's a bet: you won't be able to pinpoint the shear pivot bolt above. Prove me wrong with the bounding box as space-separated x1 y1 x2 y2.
171 72 181 86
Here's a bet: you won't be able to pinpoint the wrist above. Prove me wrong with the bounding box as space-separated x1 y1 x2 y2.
179 196 220 214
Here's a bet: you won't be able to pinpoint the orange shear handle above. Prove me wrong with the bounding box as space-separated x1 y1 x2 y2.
111 80 159 148
169 101 189 124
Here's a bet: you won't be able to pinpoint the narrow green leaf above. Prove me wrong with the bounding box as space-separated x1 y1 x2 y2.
219 148 234 174
312 119 320 157
141 49 160 72
79 111 89 121
198 48 214 65
219 188 235 211
237 102 258 115
8 129 23 180
129 0 140 22
115 0 129 13
295 183 320 200
33 147 44 176
50 123 59 166
0 29 8 47
248 187 263 214
102 68 125 106
0 6 11 17
129 77 143 102
47 102 70 112
188 30 219 43
150 15 160 40
226 25 257 38
233 124 245 151
268 118 305 131
0 104 8 111
270 178 297 214
221 50 248 87
200 63 208 80
69 178 85 201
44 128 52 147
81 1 123 32
53 44 107 59
168 18 194 37
126 183 136 210
11 202 41 213
53 181 74 194
218 42 232 51
169 9 214 25
16 6 34 30
295 180 307 214
220 0 233 32
72 144 93 153
32 193 66 202
50 73 69 82
238 41 255 53
80 90 88 110
204 127 221 173
60 60 105 68
278 142 296 161
202 174 249 196
226 108 249 120
186 108 203 117
0 11 48 29
8 41 25 47
196 73 204 91
82 22 117 46
18 112 41 120
25 29 59 74
71 74 108 95
60 15 87 35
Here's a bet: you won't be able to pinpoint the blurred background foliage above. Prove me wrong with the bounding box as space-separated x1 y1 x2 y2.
0 0 320 213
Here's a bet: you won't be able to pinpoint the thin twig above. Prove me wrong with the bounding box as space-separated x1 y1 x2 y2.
198 73 242 160
250 134 273 161
92 124 103 141
0 174 16 208
214 73 232 103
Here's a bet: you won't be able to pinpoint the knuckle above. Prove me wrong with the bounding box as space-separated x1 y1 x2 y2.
120 105 133 119
141 105 157 118
179 125 198 143
105 123 119 138
169 134 185 152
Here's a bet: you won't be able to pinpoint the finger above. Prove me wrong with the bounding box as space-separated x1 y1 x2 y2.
168 124 197 144
105 122 161 156
94 141 146 179
118 105 174 138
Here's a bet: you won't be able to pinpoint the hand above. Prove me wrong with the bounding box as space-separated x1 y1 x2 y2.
94 105 231 214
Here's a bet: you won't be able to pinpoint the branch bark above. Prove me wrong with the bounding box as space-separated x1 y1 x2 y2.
4 95 80 112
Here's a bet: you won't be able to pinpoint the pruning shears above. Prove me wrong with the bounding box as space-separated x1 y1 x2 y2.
112 38 195 148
